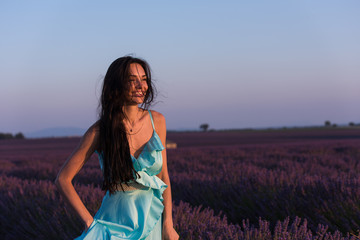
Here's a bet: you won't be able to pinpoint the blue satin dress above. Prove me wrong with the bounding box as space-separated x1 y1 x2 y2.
75 110 167 240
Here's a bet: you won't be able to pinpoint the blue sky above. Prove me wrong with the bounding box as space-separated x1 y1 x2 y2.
1 1 359 133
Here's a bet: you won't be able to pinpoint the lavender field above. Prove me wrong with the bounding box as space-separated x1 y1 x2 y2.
1 128 360 239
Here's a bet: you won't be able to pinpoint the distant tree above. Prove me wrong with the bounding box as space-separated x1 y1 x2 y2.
332 123 337 128
0 133 13 140
0 132 25 140
349 122 355 127
200 123 209 132
15 132 25 139
324 120 331 127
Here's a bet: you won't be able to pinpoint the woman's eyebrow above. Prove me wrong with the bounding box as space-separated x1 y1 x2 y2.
129 75 147 78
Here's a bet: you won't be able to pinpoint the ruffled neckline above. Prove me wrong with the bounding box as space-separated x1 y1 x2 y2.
131 130 164 161
95 130 164 177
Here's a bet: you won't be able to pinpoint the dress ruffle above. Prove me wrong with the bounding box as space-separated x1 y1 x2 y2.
75 187 165 240
132 131 165 176
76 131 166 240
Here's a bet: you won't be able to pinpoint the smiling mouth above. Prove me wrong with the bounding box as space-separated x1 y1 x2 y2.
132 91 145 97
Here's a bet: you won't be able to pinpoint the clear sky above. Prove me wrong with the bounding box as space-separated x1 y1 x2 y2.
1 1 359 133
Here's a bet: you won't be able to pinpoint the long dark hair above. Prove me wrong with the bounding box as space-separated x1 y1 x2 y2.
98 56 155 194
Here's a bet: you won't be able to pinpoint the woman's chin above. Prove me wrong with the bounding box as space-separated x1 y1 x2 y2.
125 95 144 103
125 100 144 106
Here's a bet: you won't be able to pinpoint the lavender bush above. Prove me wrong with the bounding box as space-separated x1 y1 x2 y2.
168 141 360 233
0 175 357 240
1 131 360 239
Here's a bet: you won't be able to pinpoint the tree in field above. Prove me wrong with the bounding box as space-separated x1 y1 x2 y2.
0 132 25 140
15 132 25 139
0 133 13 140
200 123 209 132
324 120 331 127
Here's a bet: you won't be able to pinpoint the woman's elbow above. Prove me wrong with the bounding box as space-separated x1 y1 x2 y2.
54 175 64 189
54 173 71 189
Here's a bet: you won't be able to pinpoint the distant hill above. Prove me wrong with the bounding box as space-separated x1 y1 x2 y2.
25 127 86 138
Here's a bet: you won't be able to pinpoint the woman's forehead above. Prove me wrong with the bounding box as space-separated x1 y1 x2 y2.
129 63 146 76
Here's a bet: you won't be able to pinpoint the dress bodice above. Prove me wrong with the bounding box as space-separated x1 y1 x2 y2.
94 110 166 193
95 129 164 177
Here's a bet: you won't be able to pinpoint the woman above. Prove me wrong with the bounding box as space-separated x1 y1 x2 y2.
55 56 179 240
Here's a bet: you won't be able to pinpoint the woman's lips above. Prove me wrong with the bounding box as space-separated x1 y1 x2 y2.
132 91 144 97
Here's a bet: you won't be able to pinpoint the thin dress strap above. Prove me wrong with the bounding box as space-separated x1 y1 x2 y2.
148 110 155 130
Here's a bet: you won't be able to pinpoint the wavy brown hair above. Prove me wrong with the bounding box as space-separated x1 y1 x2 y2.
98 56 155 194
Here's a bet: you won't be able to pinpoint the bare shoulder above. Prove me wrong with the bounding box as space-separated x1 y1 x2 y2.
86 120 100 137
150 110 166 126
149 110 166 134
80 120 100 152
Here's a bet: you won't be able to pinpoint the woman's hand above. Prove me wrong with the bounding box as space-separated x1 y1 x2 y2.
162 223 179 240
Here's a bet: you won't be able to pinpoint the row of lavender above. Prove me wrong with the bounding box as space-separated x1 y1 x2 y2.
166 140 360 234
1 137 360 239
0 175 357 239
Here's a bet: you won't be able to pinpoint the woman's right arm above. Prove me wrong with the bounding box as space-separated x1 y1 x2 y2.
54 122 99 230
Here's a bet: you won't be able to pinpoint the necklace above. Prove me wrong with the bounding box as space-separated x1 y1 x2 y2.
127 124 144 157
124 110 144 135
126 122 144 135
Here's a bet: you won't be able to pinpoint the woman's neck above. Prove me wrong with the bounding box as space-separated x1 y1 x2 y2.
123 105 142 124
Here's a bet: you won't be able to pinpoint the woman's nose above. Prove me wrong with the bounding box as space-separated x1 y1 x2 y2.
135 79 141 88
135 79 143 88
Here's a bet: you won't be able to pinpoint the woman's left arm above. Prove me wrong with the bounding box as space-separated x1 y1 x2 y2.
153 111 179 240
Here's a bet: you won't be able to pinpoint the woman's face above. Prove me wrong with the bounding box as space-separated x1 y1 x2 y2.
126 63 148 105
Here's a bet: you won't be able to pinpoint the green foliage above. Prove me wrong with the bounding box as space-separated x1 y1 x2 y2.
324 120 331 127
0 133 13 140
200 123 209 132
14 132 25 139
0 132 25 140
